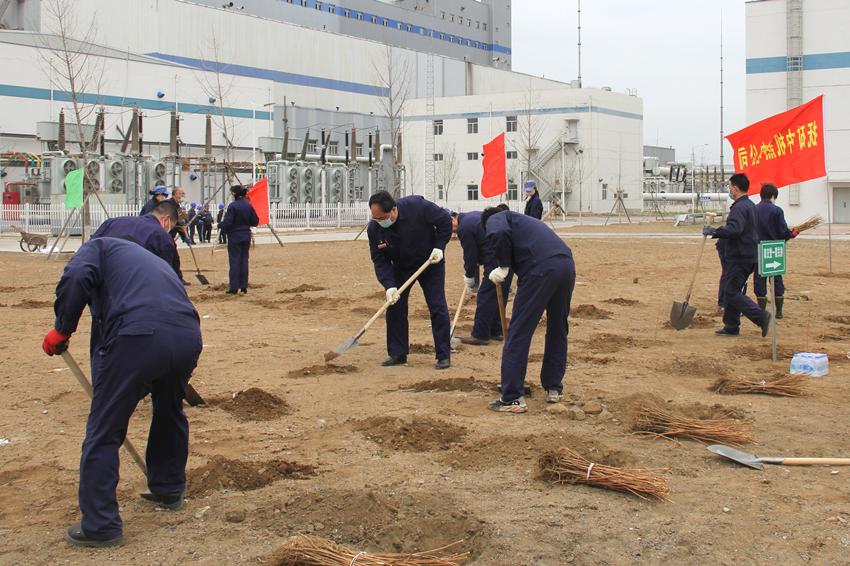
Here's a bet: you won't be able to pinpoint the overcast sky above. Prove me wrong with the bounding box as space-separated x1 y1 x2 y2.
511 0 746 166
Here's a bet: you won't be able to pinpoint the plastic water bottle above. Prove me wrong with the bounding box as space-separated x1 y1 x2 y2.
789 353 829 378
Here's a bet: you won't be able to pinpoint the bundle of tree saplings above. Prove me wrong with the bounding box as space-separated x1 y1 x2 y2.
539 447 669 501
711 374 808 397
790 214 823 233
632 406 753 446
271 535 469 566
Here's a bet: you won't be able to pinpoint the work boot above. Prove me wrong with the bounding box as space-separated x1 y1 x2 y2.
65 523 123 548
488 397 528 414
757 297 768 310
776 297 784 319
460 335 489 346
715 328 740 337
240 288 247 294
226 289 238 295
761 311 773 338
140 491 184 511
381 355 407 367
547 389 564 403
435 358 451 370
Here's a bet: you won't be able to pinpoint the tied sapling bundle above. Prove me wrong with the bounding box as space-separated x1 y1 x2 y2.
711 374 809 397
271 535 469 566
790 215 823 234
632 406 753 446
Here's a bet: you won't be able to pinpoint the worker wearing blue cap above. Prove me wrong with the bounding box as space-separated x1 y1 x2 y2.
139 185 168 216
187 202 198 244
219 186 259 294
523 180 543 220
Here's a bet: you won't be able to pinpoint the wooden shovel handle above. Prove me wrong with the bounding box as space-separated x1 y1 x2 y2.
186 242 202 274
495 283 509 338
781 457 850 466
361 257 434 335
683 235 708 303
450 285 468 338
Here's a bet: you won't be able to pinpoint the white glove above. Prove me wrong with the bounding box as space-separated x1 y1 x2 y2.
463 276 477 292
489 267 509 285
429 248 444 264
385 287 399 305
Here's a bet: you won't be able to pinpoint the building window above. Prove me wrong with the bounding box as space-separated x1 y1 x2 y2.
370 15 377 23
467 152 479 161
438 184 444 200
458 16 463 25
328 4 335 13
357 13 363 21
397 22 403 30
450 14 455 23
407 24 413 32
449 36 454 43
440 10 445 19
483 23 487 31
467 118 478 134
420 28 425 35
468 19 472 27
307 139 317 154
315 2 322 9
467 184 479 200
433 153 444 161
433 120 443 135
602 183 608 200
382 18 388 26
356 143 364 156
301 0 307 6
439 33 444 40
507 183 518 200
343 9 350 17
506 151 517 160
476 21 480 29
506 116 517 132
328 141 339 155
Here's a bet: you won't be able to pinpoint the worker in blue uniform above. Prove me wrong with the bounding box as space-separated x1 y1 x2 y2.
139 185 168 216
753 182 797 319
451 207 512 345
704 173 772 337
482 208 576 413
92 200 182 279
219 185 259 294
41 237 202 548
367 191 452 370
523 179 544 219
216 204 227 244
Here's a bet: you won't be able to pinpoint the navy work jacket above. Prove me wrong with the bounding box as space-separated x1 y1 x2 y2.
368 195 452 289
92 215 180 276
219 198 259 244
457 210 497 278
713 195 759 264
757 200 793 242
524 193 543 219
485 210 571 279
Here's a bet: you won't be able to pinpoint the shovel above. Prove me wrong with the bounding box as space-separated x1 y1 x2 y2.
59 349 148 475
707 444 850 470
669 234 708 330
449 286 469 346
186 242 210 285
330 257 433 356
495 282 509 338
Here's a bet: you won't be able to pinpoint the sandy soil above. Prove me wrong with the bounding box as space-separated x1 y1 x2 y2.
1 230 849 565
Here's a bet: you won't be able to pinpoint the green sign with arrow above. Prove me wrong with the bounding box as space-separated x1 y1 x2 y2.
758 240 787 277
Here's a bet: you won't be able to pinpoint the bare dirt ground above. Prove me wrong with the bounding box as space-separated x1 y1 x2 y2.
1 228 849 565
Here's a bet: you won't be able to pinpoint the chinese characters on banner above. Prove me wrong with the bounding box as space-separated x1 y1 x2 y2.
725 95 826 194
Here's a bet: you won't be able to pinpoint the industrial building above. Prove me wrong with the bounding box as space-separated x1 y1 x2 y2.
0 0 643 214
746 0 850 224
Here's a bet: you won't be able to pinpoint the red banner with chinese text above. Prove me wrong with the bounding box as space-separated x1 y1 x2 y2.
246 178 270 225
481 133 507 198
725 95 825 194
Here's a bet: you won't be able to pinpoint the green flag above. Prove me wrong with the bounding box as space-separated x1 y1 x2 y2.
64 169 84 209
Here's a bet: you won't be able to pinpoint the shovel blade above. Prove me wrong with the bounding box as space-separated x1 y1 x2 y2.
707 444 764 470
669 301 696 330
332 333 362 355
184 383 205 406
195 272 210 286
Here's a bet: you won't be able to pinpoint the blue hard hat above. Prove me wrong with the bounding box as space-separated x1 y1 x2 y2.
190 202 197 207
524 179 537 192
218 204 225 209
152 186 169 196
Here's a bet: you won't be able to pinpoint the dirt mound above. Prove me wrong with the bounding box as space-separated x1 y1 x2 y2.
350 306 376 315
262 489 488 560
571 353 615 365
11 299 52 309
658 356 732 379
588 333 650 354
825 315 850 325
571 304 613 320
354 416 466 452
187 456 315 496
215 388 289 421
816 271 850 279
249 298 283 309
277 284 328 293
821 329 847 342
731 344 796 361
610 392 746 430
663 313 717 329
603 297 642 307
280 294 338 310
286 364 359 378
403 377 491 393
409 343 434 354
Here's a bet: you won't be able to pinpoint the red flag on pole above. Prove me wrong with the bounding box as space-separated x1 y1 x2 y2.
725 95 826 194
246 178 270 225
481 132 507 198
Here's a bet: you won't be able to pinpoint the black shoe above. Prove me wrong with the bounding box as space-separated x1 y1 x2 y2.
715 328 740 336
435 358 451 370
491 335 504 342
140 491 184 511
65 523 123 548
240 288 247 294
761 311 772 338
226 290 238 295
182 280 191 286
459 335 489 346
381 355 407 367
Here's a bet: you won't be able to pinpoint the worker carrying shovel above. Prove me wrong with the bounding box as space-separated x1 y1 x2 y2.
451 206 513 345
368 191 452 370
703 173 772 338
41 237 202 548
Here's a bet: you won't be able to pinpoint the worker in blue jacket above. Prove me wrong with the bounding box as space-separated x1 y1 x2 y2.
139 185 168 216
451 207 512 345
219 185 259 294
92 200 182 280
41 237 202 548
367 191 452 369
523 179 544 219
482 208 576 413
753 182 797 319
704 173 772 337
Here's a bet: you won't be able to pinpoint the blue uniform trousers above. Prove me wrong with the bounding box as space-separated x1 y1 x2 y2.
227 240 250 291
722 262 767 332
471 272 513 340
753 273 785 298
500 256 575 402
80 325 201 539
386 261 451 360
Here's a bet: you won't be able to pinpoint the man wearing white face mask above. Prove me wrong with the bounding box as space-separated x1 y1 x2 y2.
367 191 453 370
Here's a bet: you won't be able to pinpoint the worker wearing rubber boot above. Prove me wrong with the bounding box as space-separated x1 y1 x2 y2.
523 179 544 219
482 208 576 413
704 173 772 337
92 200 182 279
41 237 202 548
219 185 259 295
451 206 512 345
367 191 452 370
753 182 797 319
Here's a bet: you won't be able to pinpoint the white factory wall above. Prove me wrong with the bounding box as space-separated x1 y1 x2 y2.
746 0 850 224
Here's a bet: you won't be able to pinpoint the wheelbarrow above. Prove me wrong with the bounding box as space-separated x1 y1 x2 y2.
13 225 48 253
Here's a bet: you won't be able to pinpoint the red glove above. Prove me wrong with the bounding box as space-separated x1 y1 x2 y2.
791 229 799 238
42 329 70 356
